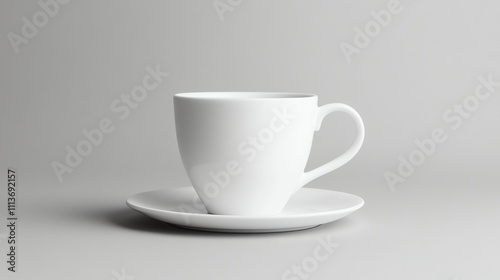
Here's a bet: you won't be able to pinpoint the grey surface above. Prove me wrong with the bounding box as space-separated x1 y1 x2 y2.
1 0 499 279
2 181 500 280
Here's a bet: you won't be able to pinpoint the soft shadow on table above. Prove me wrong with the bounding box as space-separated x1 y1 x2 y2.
90 205 367 238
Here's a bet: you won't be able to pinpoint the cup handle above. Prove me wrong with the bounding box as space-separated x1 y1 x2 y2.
294 103 365 193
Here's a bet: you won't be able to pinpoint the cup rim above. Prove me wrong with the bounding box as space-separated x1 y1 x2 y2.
174 92 317 100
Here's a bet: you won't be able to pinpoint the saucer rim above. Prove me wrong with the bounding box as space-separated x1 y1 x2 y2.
126 187 364 220
126 187 364 232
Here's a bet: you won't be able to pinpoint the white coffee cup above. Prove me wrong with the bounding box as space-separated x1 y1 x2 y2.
174 92 364 216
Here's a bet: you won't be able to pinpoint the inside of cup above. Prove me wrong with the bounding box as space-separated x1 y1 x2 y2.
175 92 315 99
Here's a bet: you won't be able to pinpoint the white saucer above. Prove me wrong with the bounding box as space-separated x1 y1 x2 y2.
126 187 364 233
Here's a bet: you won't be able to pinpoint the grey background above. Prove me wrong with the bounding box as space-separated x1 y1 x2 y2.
1 0 499 279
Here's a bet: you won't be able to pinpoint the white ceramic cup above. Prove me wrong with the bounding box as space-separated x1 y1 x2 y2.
174 92 364 216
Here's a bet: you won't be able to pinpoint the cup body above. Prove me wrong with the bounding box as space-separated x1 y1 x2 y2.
174 92 318 215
